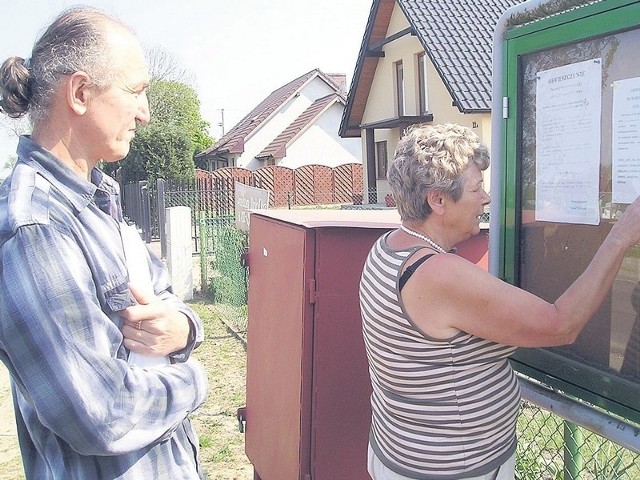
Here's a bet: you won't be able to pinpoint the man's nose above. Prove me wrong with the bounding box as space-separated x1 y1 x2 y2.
137 95 150 125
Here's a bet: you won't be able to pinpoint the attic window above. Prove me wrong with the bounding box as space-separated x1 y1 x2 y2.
395 60 405 116
417 52 429 115
376 141 388 180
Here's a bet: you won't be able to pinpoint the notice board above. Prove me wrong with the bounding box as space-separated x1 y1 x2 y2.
501 0 640 422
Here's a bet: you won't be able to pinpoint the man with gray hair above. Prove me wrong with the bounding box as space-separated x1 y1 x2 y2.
0 7 207 479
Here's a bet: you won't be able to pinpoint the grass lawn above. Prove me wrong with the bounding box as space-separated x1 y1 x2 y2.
189 298 253 479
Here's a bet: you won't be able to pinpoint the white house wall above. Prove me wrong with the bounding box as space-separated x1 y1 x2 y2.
237 76 338 170
279 103 362 168
360 2 493 201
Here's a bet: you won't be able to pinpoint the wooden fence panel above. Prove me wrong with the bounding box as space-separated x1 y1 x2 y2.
293 165 314 205
333 163 362 203
315 165 333 205
253 165 294 207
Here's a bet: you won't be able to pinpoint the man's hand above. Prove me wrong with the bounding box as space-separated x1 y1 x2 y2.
119 283 191 356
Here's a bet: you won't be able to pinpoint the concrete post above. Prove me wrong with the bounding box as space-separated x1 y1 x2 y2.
166 206 193 301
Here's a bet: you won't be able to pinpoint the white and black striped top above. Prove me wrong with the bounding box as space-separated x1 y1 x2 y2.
360 233 521 479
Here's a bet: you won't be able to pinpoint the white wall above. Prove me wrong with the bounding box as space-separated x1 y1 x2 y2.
237 75 337 170
279 103 362 168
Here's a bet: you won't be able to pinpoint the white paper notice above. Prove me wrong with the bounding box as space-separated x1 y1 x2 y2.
612 77 640 203
121 223 171 369
535 59 602 225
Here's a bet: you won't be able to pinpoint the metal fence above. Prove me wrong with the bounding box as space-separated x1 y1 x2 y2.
121 174 370 254
198 213 248 334
125 175 640 478
516 399 640 479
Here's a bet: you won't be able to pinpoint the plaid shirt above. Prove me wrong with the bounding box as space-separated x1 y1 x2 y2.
0 136 208 479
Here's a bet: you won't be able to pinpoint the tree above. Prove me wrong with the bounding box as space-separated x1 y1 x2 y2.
119 124 194 184
1 154 18 179
147 79 214 155
0 117 29 178
145 45 195 86
0 115 30 138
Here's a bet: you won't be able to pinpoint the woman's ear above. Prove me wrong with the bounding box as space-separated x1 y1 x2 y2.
426 189 446 215
67 71 92 115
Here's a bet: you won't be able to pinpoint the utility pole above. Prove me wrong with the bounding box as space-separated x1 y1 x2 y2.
218 109 225 136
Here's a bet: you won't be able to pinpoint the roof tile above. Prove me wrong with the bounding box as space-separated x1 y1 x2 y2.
398 0 523 111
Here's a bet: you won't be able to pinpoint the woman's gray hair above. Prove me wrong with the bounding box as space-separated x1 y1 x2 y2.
388 123 490 221
0 6 130 124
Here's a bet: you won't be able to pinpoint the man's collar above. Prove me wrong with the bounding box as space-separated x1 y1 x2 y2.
16 135 106 213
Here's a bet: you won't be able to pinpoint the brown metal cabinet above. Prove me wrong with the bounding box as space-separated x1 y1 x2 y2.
241 209 400 480
239 209 489 480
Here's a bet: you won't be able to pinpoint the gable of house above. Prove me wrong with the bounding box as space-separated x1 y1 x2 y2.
201 70 317 158
197 69 356 170
339 0 523 138
254 93 361 168
260 94 341 159
337 0 524 204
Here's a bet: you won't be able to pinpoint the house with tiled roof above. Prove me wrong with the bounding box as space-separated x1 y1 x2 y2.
339 0 523 203
197 69 361 171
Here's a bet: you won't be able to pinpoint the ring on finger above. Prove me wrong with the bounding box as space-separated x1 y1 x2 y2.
136 321 142 330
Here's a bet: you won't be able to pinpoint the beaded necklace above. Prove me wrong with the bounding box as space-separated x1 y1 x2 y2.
400 225 449 254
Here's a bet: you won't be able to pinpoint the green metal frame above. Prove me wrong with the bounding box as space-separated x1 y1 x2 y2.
501 0 640 424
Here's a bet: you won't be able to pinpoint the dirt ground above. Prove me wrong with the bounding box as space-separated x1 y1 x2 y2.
0 367 23 480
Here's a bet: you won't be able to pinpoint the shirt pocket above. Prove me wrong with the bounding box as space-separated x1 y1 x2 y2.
99 276 135 359
100 275 136 313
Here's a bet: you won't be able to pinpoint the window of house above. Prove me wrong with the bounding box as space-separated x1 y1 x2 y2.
395 61 405 116
376 141 388 179
205 156 229 171
417 52 429 115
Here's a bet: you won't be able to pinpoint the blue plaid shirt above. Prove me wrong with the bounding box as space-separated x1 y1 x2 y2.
0 136 208 479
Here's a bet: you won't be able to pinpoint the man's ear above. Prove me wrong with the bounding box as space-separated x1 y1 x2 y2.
426 189 446 215
67 71 92 115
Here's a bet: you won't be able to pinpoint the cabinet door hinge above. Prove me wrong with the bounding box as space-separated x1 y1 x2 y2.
308 279 317 304
236 406 247 433
240 248 249 268
502 96 509 119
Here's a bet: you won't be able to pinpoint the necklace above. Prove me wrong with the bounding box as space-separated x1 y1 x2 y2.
400 225 449 254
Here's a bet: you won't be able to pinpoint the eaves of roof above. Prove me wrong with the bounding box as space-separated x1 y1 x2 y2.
360 113 434 130
339 0 395 138
256 94 344 160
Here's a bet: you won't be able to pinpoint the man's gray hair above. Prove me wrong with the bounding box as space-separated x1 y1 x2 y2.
0 6 131 124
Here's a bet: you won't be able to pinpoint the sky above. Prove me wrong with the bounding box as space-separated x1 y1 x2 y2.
0 0 373 169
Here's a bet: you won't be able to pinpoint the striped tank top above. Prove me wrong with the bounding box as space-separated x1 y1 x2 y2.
359 233 521 479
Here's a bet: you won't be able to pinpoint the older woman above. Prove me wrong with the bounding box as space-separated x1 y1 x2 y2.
360 123 640 480
0 7 207 479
